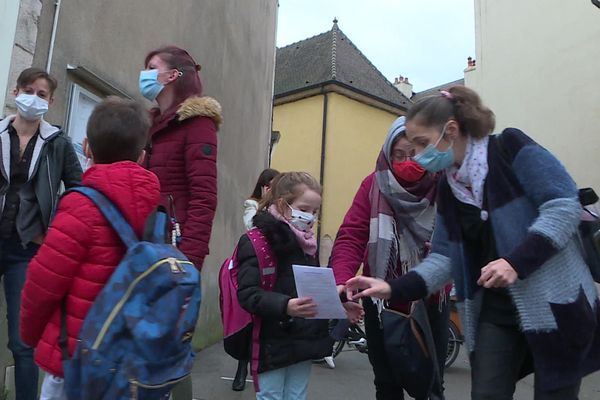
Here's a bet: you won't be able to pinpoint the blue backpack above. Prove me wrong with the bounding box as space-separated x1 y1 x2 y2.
60 187 202 400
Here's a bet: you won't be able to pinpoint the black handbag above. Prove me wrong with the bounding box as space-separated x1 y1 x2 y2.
381 300 442 399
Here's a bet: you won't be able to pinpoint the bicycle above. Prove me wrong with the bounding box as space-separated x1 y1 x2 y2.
445 296 464 369
330 319 368 357
327 298 463 369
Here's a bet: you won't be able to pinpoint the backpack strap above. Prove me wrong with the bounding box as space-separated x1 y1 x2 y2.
142 206 170 243
66 187 138 248
245 228 277 392
247 228 277 289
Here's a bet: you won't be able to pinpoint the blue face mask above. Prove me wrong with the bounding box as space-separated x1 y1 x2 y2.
139 69 164 101
15 93 48 120
414 124 455 172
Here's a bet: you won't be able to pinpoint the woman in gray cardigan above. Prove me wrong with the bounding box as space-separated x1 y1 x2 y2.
346 86 600 400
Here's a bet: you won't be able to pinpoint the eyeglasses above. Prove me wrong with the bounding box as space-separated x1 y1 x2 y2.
391 150 416 162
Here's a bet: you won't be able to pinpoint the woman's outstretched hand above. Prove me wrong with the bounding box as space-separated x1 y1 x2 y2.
345 276 392 301
478 258 518 288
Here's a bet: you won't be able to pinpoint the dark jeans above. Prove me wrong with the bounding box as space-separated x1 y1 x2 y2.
471 322 581 400
0 238 40 400
364 297 449 400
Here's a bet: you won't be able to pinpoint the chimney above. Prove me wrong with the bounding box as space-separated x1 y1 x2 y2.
394 75 413 99
465 56 476 72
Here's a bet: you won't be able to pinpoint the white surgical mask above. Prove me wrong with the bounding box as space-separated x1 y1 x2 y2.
15 93 49 121
287 204 316 232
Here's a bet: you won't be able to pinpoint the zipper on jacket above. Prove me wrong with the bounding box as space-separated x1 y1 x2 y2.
47 155 56 214
91 257 194 350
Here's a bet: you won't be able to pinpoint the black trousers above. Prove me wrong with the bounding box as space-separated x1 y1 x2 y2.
471 322 581 400
364 297 449 400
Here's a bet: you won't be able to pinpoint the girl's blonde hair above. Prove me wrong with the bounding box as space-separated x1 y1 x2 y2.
259 172 322 211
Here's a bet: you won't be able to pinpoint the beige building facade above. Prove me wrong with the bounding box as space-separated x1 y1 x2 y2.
1 0 42 117
465 0 600 190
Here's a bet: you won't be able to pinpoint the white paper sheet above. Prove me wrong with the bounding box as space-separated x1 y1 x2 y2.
292 265 346 319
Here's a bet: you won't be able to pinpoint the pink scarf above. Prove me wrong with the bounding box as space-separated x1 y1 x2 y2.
268 205 318 256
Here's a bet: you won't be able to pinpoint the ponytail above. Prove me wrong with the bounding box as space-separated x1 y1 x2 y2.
407 86 495 138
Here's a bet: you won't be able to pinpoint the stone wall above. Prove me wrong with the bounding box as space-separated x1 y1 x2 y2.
2 0 42 116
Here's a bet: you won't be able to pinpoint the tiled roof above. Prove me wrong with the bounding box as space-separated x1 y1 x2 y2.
411 78 465 102
274 21 411 109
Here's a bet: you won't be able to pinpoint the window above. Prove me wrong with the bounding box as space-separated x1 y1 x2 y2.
66 84 102 170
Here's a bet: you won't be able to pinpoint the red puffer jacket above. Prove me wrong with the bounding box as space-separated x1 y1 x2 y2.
20 161 160 377
146 96 222 269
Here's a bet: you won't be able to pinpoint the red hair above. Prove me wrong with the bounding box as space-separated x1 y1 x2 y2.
144 45 203 108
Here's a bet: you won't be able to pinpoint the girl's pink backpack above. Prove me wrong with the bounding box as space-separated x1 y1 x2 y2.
219 228 277 391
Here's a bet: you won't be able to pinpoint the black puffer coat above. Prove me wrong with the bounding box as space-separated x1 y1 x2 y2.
236 211 332 373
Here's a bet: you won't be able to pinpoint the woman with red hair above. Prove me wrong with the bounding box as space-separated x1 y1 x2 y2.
141 45 222 269
140 45 222 399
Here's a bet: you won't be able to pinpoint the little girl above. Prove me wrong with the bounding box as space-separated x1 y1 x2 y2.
236 172 332 400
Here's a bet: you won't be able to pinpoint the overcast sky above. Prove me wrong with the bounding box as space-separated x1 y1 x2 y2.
276 0 475 93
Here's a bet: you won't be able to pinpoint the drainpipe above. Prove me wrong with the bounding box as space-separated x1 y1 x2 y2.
46 0 62 72
316 89 329 249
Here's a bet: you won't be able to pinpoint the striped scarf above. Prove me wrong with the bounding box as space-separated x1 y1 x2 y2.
368 125 437 281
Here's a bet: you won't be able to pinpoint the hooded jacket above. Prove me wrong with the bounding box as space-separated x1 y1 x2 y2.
145 96 222 269
236 211 333 373
0 116 82 244
20 161 160 377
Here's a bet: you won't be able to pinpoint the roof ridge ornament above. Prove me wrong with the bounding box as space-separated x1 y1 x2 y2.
331 17 338 79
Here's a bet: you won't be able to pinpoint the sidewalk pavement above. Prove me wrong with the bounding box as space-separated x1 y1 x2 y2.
190 342 373 400
191 341 600 400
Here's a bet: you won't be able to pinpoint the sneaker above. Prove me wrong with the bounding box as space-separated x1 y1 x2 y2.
324 356 335 369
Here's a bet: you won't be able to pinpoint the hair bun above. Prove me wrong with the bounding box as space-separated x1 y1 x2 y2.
195 64 201 71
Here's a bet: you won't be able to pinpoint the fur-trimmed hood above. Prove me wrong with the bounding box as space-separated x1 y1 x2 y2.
252 211 299 258
177 96 222 128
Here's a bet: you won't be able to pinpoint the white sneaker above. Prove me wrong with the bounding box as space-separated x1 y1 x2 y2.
324 356 335 369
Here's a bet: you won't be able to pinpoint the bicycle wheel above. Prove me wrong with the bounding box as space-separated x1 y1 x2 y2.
445 320 461 369
329 319 347 358
332 338 346 358
349 322 368 354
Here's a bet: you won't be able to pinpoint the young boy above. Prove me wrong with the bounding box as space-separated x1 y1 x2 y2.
19 97 161 399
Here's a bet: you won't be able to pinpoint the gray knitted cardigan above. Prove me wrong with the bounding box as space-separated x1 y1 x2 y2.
391 128 600 391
